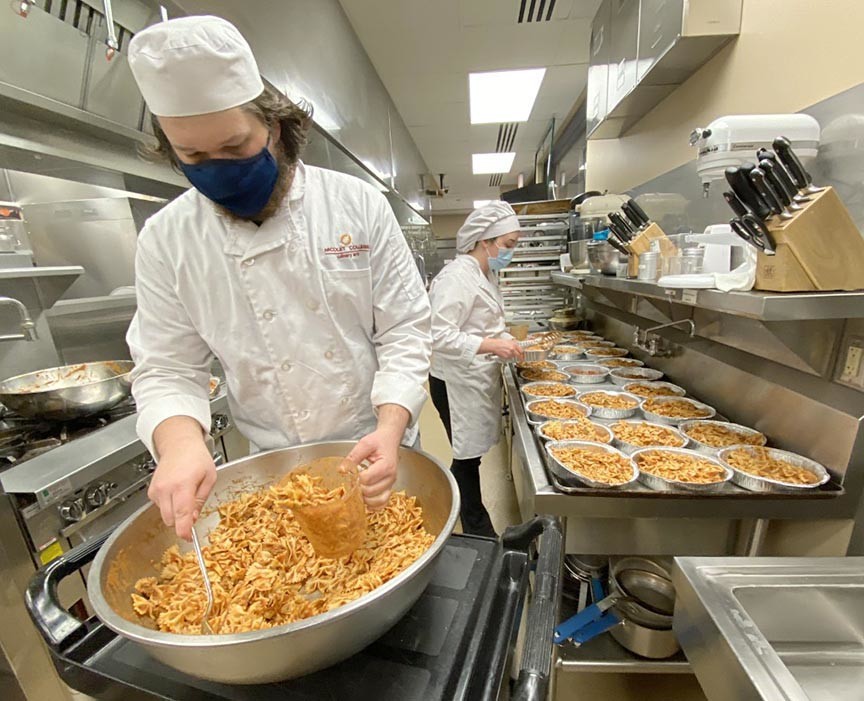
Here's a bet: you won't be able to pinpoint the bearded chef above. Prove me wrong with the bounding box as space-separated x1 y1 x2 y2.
428 202 523 537
125 16 431 540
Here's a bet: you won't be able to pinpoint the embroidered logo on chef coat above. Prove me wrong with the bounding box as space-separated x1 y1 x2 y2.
324 232 370 260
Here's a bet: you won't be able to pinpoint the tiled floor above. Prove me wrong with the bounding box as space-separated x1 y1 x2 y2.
417 395 523 534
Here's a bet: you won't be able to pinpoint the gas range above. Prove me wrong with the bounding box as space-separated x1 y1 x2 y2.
0 398 139 466
0 392 232 565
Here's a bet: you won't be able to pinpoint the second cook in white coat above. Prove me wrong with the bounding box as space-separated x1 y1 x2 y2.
126 17 431 540
429 202 523 536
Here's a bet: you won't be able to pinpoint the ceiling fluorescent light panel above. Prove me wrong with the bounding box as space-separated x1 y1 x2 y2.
472 152 516 174
469 68 546 124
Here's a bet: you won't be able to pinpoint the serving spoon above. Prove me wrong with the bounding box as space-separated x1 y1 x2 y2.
190 527 215 635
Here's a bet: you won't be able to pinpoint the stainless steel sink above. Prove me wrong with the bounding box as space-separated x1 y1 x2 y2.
673 557 864 701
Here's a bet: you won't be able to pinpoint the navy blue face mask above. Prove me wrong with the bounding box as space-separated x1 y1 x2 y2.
179 137 279 219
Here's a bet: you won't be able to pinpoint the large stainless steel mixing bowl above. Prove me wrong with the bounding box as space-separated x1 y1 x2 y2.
86 441 459 684
0 360 133 420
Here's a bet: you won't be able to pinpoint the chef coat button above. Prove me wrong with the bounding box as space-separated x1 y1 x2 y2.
306 299 319 312
324 350 334 360
340 397 350 407
263 309 275 321
243 258 255 267
281 361 292 372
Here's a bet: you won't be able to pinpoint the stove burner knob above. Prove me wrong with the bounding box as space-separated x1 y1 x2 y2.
85 481 116 508
135 456 157 474
59 498 85 523
211 414 229 433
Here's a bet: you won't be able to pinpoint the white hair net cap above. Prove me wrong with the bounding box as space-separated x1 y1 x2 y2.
129 16 264 118
456 201 520 253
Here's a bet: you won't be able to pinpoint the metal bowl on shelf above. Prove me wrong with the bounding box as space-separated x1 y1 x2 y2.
544 440 639 490
85 442 458 683
679 420 766 455
608 367 664 385
587 241 623 275
717 446 831 493
631 447 733 493
640 396 716 426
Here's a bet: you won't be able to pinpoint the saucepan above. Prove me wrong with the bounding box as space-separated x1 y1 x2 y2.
0 360 134 421
52 441 458 684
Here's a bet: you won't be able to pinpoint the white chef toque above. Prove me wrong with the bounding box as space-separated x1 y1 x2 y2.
456 201 520 253
128 15 265 117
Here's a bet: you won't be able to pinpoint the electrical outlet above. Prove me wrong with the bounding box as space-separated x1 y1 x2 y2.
841 343 863 384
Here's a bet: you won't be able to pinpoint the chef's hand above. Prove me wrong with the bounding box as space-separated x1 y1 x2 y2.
149 416 216 542
480 337 525 361
347 404 410 510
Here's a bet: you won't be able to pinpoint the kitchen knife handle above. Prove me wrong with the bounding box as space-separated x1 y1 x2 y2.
730 218 762 251
742 212 776 255
750 167 785 216
772 136 811 189
625 199 651 226
759 157 803 204
608 212 635 236
619 202 643 231
759 160 793 207
605 230 631 255
725 166 771 220
723 191 750 219
622 200 650 229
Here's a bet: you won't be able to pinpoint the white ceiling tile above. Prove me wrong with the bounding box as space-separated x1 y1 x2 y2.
458 0 518 27
338 0 594 204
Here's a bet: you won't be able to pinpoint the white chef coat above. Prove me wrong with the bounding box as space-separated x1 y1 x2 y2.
127 162 431 455
429 255 510 459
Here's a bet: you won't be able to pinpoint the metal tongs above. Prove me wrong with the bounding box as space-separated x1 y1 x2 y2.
190 528 215 634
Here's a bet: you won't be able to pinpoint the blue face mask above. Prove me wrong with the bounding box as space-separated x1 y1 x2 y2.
487 242 515 271
179 139 279 219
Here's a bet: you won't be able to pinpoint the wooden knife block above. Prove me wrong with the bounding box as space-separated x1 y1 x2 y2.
626 223 678 278
755 187 864 292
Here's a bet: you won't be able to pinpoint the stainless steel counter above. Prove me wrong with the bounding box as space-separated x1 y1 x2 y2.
504 365 853 556
674 555 864 701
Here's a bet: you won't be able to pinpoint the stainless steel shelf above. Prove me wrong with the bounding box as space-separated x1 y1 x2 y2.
551 272 864 321
0 265 84 309
556 636 690 674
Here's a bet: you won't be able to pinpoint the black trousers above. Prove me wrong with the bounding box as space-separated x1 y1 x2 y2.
429 375 497 538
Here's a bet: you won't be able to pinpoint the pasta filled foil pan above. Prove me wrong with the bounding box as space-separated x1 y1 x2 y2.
544 440 639 490
610 420 688 455
717 446 831 493
679 420 766 455
630 447 732 493
86 442 459 684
